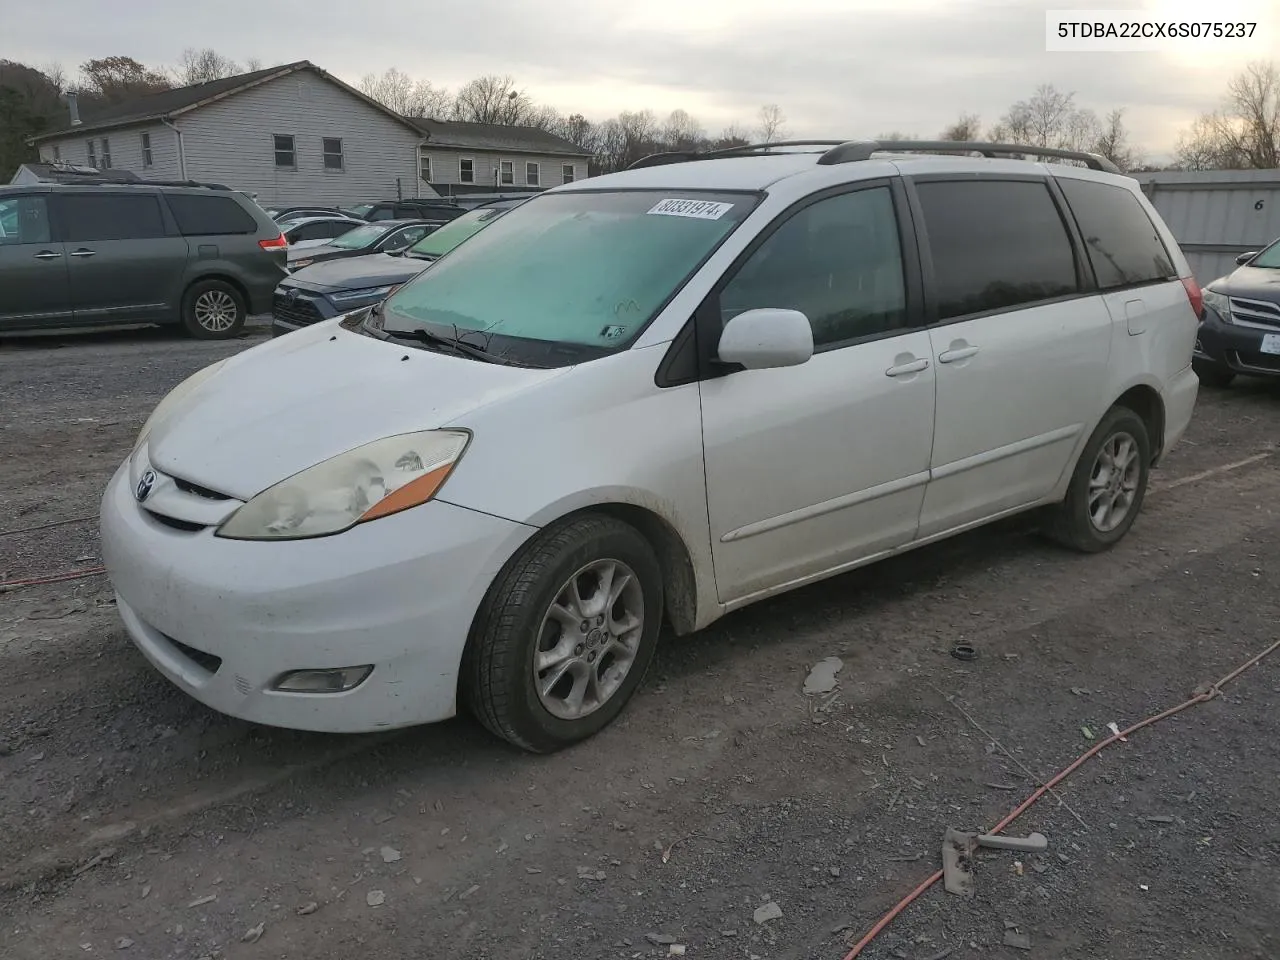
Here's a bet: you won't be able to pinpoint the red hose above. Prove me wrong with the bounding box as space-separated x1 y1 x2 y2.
840 637 1280 960
0 565 107 589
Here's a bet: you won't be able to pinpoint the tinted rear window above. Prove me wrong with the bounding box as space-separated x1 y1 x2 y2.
61 194 167 242
166 194 259 236
1057 177 1175 288
916 179 1079 320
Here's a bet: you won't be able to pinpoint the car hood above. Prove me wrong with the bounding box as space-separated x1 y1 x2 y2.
1215 265 1280 300
283 252 429 293
145 320 567 501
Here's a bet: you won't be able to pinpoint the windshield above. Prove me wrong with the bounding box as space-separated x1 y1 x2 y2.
329 223 387 250
342 204 374 218
406 207 508 258
381 190 758 365
1250 238 1280 269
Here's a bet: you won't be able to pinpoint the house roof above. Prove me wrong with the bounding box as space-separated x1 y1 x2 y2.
408 118 590 157
30 61 426 142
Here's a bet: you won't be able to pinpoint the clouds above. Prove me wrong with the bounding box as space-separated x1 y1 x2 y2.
6 0 1269 157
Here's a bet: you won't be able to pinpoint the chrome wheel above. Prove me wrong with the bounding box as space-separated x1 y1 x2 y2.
193 290 238 332
533 559 645 721
1088 431 1140 533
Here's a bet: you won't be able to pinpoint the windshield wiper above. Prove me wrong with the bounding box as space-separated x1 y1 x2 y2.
384 327 527 366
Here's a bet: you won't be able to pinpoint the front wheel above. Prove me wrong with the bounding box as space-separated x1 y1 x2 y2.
462 515 663 753
1192 357 1235 388
182 279 246 340
1043 405 1150 553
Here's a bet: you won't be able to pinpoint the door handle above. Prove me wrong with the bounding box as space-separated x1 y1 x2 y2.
938 345 980 363
885 357 929 377
68 249 97 258
33 250 62 260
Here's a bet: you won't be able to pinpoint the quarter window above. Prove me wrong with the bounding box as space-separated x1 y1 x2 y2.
720 187 908 348
499 160 513 185
60 194 167 242
323 137 344 171
1057 177 1175 289
459 158 475 183
526 161 540 186
915 179 1078 320
166 194 257 235
274 134 296 168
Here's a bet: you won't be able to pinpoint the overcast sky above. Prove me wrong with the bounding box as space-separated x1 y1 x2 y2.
6 0 1277 161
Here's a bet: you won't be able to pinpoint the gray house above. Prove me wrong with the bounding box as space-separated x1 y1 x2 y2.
29 61 592 207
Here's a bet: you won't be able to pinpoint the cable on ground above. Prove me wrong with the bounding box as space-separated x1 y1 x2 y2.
0 566 108 589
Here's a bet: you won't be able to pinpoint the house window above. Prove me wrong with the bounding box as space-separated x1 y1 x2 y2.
420 155 432 182
499 159 513 185
273 134 296 169
141 132 153 168
100 139 111 168
525 161 540 186
459 157 474 183
86 140 96 166
562 163 575 183
323 137 344 171
52 145 60 161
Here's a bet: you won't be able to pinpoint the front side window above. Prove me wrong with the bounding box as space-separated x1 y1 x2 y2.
141 132 153 167
330 223 389 250
0 196 51 244
526 161 540 186
562 163 575 184
1057 177 1175 288
459 158 475 183
383 190 758 365
499 160 513 185
274 134 296 168
381 224 430 251
323 137 344 171
61 194 166 241
720 187 907 348
100 138 111 168
915 179 1078 320
1251 239 1280 269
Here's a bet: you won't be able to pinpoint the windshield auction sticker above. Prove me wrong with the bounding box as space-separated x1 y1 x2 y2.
647 198 735 220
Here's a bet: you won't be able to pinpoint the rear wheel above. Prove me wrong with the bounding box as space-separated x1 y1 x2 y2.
1043 405 1150 553
1192 357 1235 388
182 279 246 340
462 515 663 753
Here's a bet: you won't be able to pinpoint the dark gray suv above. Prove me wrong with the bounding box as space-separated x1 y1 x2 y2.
0 181 286 339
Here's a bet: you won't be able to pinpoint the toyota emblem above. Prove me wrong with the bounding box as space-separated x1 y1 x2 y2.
135 469 156 502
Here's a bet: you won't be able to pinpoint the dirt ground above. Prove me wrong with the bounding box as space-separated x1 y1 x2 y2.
2 322 1278 960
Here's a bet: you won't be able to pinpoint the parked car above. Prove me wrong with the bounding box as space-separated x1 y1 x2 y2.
287 219 437 272
266 205 344 222
101 140 1200 752
280 215 365 246
1192 238 1280 386
271 200 521 336
0 180 286 339
341 198 466 223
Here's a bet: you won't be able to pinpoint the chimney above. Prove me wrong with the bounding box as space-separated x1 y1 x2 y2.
68 92 81 126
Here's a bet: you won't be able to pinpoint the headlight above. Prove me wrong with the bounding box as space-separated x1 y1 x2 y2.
329 284 398 305
134 359 229 451
215 429 470 540
1203 288 1231 322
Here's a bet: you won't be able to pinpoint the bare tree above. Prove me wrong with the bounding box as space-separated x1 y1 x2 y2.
713 122 751 149
359 67 414 114
453 74 537 125
940 113 982 141
410 79 452 119
875 130 918 141
757 103 787 142
1176 60 1279 170
1092 108 1139 170
77 56 171 104
174 48 240 86
244 57 264 72
660 109 704 151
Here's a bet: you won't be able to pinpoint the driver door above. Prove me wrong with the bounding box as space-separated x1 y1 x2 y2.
698 182 937 605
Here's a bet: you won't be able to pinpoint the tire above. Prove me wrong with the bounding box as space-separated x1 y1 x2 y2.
462 514 664 753
1043 405 1151 553
1192 357 1235 388
181 279 246 340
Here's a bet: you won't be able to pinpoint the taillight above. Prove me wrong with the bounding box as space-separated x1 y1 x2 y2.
1181 277 1203 320
259 233 287 250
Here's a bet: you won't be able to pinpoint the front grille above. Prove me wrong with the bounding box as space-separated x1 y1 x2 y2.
167 636 223 674
273 291 326 327
1229 297 1280 328
173 476 231 501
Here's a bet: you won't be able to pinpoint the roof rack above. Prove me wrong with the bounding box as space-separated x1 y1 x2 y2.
816 140 1120 173
626 138 1120 174
627 141 846 170
51 178 236 190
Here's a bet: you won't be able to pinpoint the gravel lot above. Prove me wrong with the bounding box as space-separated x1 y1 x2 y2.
2 322 1279 960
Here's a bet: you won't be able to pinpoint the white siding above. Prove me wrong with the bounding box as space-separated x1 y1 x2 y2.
38 122 182 180
176 71 422 206
421 149 589 190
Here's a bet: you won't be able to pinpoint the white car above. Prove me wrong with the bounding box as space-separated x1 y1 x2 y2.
101 139 1201 752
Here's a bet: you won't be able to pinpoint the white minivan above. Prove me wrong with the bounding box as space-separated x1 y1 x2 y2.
101 140 1201 752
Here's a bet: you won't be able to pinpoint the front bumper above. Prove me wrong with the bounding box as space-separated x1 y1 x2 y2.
1196 306 1280 377
100 458 533 732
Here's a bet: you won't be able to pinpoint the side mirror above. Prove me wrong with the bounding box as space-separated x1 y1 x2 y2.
1236 251 1258 265
716 308 814 370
